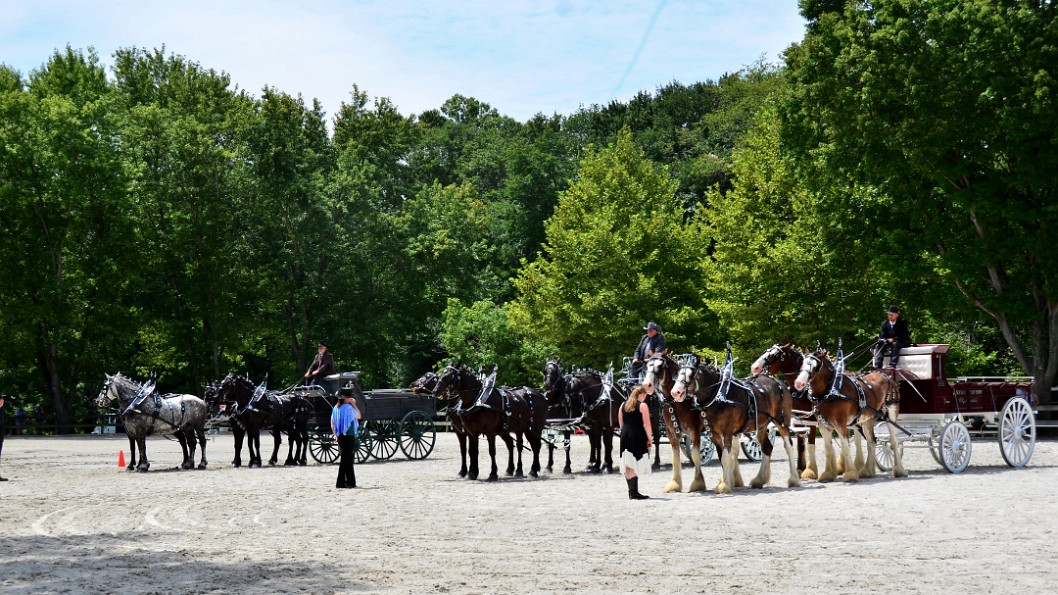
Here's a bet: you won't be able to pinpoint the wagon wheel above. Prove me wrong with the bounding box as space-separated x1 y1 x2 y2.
354 429 373 464
873 422 902 473
740 426 776 462
939 419 972 473
678 434 715 466
542 428 570 448
309 427 340 465
927 437 943 465
874 437 903 473
368 419 400 460
998 396 1036 468
399 410 437 460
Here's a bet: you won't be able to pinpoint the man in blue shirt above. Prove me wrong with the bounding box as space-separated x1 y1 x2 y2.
330 383 362 489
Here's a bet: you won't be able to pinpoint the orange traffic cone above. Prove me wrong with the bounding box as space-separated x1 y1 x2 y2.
117 450 126 468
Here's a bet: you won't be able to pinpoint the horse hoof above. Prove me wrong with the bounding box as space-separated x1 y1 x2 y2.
125 465 135 472
486 474 498 482
515 472 524 479
284 461 296 467
529 471 539 478
198 463 208 470
588 467 602 474
298 460 307 467
563 467 572 475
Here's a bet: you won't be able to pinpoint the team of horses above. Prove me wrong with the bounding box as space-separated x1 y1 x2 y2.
98 342 908 492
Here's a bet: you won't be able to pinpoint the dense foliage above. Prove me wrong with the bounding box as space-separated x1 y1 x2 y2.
2 7 1052 430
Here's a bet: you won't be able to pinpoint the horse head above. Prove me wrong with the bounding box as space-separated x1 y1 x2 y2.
641 353 677 396
409 371 439 395
794 350 833 393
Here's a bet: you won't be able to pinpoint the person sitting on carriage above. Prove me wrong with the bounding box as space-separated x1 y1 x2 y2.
631 321 667 380
873 306 912 369
305 341 338 394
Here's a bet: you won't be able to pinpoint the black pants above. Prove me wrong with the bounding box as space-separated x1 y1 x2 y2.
336 434 357 488
874 341 909 367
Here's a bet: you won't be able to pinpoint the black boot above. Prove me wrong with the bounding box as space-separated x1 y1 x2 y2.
628 477 649 500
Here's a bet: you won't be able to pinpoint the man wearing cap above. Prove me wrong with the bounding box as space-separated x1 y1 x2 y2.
305 341 338 394
632 322 667 379
873 306 912 368
330 384 362 489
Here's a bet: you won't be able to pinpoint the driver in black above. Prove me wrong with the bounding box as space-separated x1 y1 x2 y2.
873 306 912 368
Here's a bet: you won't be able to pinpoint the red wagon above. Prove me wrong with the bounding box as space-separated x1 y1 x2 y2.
873 344 1037 473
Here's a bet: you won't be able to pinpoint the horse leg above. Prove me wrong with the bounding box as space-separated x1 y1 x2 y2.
197 427 208 469
688 432 707 493
126 435 137 471
529 431 542 478
838 426 859 482
178 431 193 470
467 434 479 480
852 428 866 473
749 425 775 489
563 430 573 475
715 438 734 495
587 429 602 473
818 427 839 482
796 433 806 473
284 428 297 465
779 428 800 488
457 431 469 478
660 419 685 493
249 430 261 467
545 432 555 473
486 434 499 482
801 429 818 480
300 425 309 465
731 438 746 488
514 432 525 478
858 422 878 478
232 426 244 468
501 433 515 476
887 403 908 477
137 436 150 472
602 428 615 473
268 429 281 466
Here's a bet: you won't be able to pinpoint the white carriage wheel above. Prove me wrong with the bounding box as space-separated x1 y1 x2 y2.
998 396 1036 468
927 437 943 465
740 426 776 462
681 434 715 466
874 436 902 473
939 419 972 473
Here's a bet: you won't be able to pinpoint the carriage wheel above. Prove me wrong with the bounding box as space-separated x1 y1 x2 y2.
873 422 902 473
354 428 373 464
998 396 1036 468
939 419 972 473
368 420 400 460
698 434 716 466
308 427 340 465
399 410 437 460
740 426 776 462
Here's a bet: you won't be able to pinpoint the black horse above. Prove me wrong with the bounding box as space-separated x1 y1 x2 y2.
473 369 548 479
96 373 208 472
433 363 518 481
542 360 625 474
213 373 312 468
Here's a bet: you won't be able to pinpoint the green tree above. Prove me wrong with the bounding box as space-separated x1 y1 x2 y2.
0 48 129 429
784 0 1058 400
439 299 552 386
509 129 715 368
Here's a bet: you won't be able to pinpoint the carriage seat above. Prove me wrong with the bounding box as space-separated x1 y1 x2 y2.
879 344 948 381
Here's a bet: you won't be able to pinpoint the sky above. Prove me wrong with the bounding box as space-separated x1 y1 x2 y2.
1 0 807 122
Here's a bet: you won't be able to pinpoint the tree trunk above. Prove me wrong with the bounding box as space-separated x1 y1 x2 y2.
40 342 72 433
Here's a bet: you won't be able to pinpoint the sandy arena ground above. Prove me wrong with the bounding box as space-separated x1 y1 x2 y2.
1 429 1057 594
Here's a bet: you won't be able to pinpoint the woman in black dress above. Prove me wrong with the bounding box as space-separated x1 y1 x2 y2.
618 386 652 500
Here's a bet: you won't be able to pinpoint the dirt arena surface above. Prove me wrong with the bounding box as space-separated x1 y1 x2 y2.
1 430 1056 594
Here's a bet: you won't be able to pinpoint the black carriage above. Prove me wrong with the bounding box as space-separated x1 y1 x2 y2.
299 372 438 465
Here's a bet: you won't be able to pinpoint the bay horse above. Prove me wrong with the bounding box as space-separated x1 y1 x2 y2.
793 349 907 482
216 373 312 468
432 363 515 480
751 343 833 480
655 355 715 493
639 352 678 469
473 369 549 479
96 373 208 472
542 360 626 474
671 354 799 494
